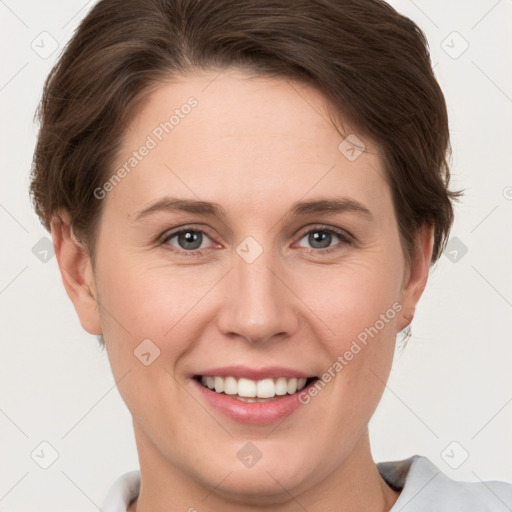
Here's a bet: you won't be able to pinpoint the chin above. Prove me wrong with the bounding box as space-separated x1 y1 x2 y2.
209 471 303 506
196 450 317 505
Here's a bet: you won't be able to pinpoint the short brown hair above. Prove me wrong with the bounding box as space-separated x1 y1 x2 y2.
30 0 460 264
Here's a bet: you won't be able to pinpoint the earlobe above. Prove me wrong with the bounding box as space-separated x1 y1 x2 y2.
397 225 434 331
50 211 103 335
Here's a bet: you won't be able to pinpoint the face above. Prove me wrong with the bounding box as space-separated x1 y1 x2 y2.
58 69 430 505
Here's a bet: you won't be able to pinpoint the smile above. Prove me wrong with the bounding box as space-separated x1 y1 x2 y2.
191 367 320 424
196 375 313 401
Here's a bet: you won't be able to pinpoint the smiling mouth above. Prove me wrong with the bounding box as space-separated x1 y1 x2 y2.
194 375 318 402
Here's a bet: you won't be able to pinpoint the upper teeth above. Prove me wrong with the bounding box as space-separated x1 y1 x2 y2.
200 376 308 398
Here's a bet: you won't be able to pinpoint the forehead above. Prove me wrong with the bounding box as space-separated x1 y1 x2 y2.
108 69 390 219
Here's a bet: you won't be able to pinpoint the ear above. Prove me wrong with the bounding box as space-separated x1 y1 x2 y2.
396 224 434 331
50 211 102 335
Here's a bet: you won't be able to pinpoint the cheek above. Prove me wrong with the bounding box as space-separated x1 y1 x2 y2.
94 258 205 430
300 255 403 348
95 253 213 341
294 249 403 408
96 235 404 365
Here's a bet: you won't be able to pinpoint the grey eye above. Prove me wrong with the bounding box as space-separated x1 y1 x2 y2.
165 229 211 251
298 229 342 250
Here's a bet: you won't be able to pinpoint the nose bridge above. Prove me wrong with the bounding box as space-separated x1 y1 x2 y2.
217 235 297 343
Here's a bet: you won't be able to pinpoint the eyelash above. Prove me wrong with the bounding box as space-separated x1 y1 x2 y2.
296 225 354 254
160 224 354 257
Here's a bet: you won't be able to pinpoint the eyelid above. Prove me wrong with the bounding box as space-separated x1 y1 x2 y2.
296 224 354 242
160 224 215 242
294 224 355 253
159 223 355 255
160 224 219 255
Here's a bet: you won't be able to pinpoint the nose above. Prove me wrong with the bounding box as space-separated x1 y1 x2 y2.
216 241 299 345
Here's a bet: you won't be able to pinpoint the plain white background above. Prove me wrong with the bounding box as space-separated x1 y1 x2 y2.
1 0 511 510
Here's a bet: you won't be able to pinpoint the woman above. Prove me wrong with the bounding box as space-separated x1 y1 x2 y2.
29 0 512 510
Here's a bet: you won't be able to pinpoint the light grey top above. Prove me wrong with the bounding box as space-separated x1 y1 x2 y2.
101 455 512 511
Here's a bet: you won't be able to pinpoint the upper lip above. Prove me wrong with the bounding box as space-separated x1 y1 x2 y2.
194 365 314 380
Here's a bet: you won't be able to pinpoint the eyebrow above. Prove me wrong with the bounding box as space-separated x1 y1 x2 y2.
133 198 226 221
290 198 372 219
132 196 373 222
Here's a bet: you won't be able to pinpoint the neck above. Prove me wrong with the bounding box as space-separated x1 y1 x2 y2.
128 425 400 512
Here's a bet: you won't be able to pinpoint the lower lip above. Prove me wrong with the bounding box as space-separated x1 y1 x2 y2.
192 378 314 425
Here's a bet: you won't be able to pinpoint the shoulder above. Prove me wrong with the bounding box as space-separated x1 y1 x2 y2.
100 470 140 512
100 458 512 511
378 455 512 511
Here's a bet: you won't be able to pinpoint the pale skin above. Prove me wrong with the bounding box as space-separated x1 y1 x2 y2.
51 69 433 511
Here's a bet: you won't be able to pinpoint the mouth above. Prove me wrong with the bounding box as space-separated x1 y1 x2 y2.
190 365 321 424
194 375 317 402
